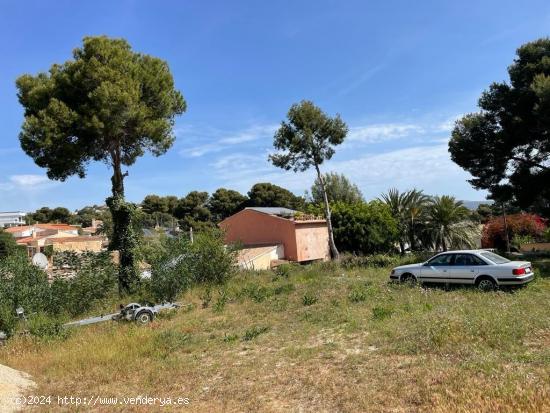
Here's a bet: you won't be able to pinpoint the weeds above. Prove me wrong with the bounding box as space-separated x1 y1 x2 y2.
242 326 269 341
302 293 318 306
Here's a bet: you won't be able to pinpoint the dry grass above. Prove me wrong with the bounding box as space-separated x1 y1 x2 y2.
1 264 549 412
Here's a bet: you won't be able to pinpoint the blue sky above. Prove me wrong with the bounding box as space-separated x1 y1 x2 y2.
1 0 550 211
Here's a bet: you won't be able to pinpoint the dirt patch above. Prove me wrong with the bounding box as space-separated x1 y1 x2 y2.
0 363 35 413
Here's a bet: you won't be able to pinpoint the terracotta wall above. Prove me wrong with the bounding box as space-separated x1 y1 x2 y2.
220 210 299 260
295 222 330 261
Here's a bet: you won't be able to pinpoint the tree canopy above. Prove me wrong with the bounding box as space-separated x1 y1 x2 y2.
247 183 305 210
209 188 248 221
311 172 363 204
17 36 186 196
449 38 550 216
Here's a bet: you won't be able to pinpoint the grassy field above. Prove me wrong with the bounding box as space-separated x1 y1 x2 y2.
1 263 549 412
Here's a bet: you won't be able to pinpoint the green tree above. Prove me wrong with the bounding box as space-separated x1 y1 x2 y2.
0 230 24 259
142 195 170 214
16 36 186 293
270 101 348 259
50 207 72 223
329 201 398 254
174 191 213 231
247 183 305 210
423 196 477 251
209 188 248 221
310 172 363 204
449 38 550 217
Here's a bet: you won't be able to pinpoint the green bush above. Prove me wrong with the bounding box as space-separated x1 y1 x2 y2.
46 252 117 316
0 230 25 259
151 229 237 301
0 254 50 316
28 313 67 339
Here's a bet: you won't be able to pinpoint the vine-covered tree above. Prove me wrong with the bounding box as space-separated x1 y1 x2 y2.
311 172 363 204
449 38 550 216
270 101 348 259
16 36 186 293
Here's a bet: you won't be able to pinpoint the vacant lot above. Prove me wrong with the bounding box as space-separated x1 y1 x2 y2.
1 263 549 412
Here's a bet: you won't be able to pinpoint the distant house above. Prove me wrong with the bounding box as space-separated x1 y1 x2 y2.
219 207 330 269
4 224 105 256
0 211 26 228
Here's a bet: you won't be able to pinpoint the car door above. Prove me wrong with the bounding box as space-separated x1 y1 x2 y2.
420 253 455 283
449 253 483 284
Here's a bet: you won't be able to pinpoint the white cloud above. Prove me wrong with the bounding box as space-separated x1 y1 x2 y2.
209 142 484 200
348 123 425 143
0 174 54 192
179 124 278 158
10 175 50 187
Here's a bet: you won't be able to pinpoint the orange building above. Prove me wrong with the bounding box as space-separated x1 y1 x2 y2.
219 207 330 263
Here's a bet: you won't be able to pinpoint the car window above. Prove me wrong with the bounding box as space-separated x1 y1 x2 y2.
453 254 486 266
427 254 454 266
480 251 510 264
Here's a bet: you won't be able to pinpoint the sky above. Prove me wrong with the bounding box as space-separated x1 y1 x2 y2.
1 0 550 212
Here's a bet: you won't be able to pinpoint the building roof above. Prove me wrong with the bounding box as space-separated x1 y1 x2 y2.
4 223 78 233
45 236 105 244
237 245 279 263
245 207 297 217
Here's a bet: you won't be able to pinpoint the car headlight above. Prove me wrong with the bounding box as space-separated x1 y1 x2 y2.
391 269 395 275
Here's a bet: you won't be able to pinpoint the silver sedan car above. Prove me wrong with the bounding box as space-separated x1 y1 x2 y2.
390 250 534 291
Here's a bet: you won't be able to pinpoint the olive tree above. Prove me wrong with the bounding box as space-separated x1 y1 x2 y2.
270 100 348 259
16 36 186 293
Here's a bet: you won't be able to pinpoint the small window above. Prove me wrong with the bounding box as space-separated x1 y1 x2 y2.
427 254 454 266
454 254 486 266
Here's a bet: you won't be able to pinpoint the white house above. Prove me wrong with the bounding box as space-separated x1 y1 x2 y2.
0 211 26 228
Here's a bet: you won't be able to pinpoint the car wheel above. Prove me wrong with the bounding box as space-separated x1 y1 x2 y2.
401 273 416 286
477 278 496 292
135 311 153 325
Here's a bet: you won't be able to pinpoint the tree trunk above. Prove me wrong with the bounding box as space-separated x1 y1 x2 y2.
108 148 138 295
315 165 339 260
111 147 126 197
501 203 511 254
399 240 405 255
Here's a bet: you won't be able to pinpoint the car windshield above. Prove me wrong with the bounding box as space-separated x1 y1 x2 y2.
480 251 510 264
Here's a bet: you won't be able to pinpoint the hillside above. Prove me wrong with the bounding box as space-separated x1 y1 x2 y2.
0 263 549 412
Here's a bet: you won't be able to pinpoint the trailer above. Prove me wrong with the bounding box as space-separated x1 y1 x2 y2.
63 302 181 328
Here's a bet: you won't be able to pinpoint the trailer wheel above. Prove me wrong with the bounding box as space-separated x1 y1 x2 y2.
135 311 153 325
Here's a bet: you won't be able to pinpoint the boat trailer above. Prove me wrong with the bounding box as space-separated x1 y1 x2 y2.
63 302 182 328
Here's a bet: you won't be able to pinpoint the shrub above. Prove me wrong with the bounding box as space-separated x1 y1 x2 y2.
482 213 547 250
150 229 237 301
0 230 25 259
0 254 50 316
330 201 399 254
46 252 117 316
27 313 67 339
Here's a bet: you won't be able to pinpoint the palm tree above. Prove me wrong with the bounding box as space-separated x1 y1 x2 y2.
380 189 408 253
380 188 429 253
402 189 430 251
424 196 477 251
